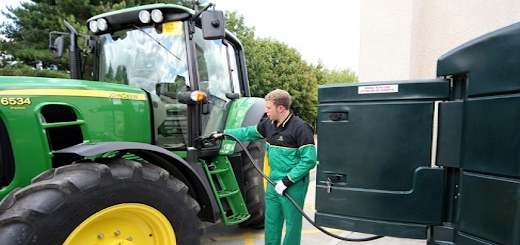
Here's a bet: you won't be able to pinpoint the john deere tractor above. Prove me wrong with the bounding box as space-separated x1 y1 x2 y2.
0 3 266 244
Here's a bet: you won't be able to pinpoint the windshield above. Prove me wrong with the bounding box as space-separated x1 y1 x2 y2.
96 21 190 149
96 21 188 93
94 21 243 150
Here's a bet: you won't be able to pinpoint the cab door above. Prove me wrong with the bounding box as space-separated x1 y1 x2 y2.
315 79 449 239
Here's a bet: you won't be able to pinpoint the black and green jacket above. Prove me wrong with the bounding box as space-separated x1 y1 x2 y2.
225 112 317 186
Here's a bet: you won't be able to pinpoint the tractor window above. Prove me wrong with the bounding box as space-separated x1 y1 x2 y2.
227 44 242 95
193 37 231 99
96 23 189 93
192 28 234 136
96 22 191 150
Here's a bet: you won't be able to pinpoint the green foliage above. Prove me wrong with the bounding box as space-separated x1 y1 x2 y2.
0 63 69 78
224 11 357 124
247 38 318 123
318 66 358 85
223 11 255 46
0 0 202 75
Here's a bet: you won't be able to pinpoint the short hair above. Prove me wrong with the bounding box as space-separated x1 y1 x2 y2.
265 89 291 110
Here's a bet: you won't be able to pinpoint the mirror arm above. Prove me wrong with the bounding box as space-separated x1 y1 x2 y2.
48 31 68 51
79 34 94 49
189 3 214 37
48 32 93 53
191 3 214 21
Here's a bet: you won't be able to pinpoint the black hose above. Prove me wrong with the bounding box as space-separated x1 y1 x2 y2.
223 133 384 242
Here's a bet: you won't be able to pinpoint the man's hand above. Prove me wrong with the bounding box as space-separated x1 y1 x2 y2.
275 181 287 195
209 130 224 139
275 176 294 195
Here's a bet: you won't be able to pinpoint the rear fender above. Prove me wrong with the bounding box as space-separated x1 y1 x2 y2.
53 141 220 222
221 97 265 154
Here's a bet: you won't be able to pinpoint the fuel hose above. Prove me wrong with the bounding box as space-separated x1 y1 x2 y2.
221 133 384 242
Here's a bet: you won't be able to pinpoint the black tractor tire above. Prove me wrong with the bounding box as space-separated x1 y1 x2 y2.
0 159 205 245
240 139 266 229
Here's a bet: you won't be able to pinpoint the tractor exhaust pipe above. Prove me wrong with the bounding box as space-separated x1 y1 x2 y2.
64 20 82 80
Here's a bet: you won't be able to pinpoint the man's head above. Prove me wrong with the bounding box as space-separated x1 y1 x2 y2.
264 89 291 122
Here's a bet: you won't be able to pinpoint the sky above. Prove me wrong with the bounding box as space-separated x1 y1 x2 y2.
211 0 361 71
0 0 361 71
0 0 22 19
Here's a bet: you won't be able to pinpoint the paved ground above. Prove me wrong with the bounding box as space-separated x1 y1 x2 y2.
200 168 426 245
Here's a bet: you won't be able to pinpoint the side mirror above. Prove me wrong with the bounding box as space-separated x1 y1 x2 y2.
201 10 225 40
51 36 65 59
225 92 240 100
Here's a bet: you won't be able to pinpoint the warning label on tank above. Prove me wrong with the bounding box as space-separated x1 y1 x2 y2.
358 85 398 94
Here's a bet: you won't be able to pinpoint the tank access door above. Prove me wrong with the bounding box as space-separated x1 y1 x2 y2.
315 79 449 239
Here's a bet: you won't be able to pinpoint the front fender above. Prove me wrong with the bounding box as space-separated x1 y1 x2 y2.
54 141 184 160
53 141 220 222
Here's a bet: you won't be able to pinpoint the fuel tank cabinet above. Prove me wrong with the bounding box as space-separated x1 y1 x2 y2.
315 21 520 245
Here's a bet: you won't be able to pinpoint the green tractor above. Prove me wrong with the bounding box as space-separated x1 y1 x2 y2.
0 3 267 244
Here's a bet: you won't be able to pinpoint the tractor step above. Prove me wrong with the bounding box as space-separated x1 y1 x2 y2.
225 213 252 225
217 188 239 198
203 156 250 226
209 167 229 174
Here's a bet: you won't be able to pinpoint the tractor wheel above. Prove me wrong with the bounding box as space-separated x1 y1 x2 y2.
240 139 266 229
0 159 204 245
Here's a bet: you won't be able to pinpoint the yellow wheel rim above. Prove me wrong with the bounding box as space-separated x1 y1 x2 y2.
64 203 176 245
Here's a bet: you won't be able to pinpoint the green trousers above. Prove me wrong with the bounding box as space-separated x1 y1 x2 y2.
265 175 309 245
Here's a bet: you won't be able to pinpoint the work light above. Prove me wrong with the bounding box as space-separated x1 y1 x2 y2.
151 9 163 23
97 18 108 31
89 21 98 33
139 10 151 23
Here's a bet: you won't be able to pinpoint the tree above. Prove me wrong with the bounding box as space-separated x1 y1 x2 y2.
0 0 201 73
223 11 360 124
0 63 69 78
252 39 319 123
319 66 358 85
114 65 128 84
224 11 319 123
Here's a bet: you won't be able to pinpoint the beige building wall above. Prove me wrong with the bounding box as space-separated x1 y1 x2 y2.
359 0 520 82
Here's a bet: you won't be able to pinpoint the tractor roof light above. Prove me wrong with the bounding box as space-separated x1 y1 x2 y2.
97 18 108 32
191 91 207 102
88 20 98 33
151 9 163 23
139 10 151 23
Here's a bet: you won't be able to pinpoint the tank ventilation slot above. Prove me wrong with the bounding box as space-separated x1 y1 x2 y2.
40 105 83 151
46 125 83 151
41 104 78 123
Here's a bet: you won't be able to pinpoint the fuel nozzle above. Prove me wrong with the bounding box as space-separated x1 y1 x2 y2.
194 131 224 148
209 131 224 139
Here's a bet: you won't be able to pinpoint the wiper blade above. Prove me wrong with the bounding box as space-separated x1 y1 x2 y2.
131 24 182 61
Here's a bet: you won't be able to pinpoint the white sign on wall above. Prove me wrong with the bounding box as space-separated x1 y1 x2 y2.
358 85 399 94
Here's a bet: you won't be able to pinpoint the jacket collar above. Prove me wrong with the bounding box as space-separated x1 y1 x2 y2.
272 111 293 128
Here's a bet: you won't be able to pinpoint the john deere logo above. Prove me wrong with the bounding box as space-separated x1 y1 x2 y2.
278 136 284 141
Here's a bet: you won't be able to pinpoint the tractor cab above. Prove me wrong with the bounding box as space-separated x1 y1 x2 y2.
51 3 248 153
